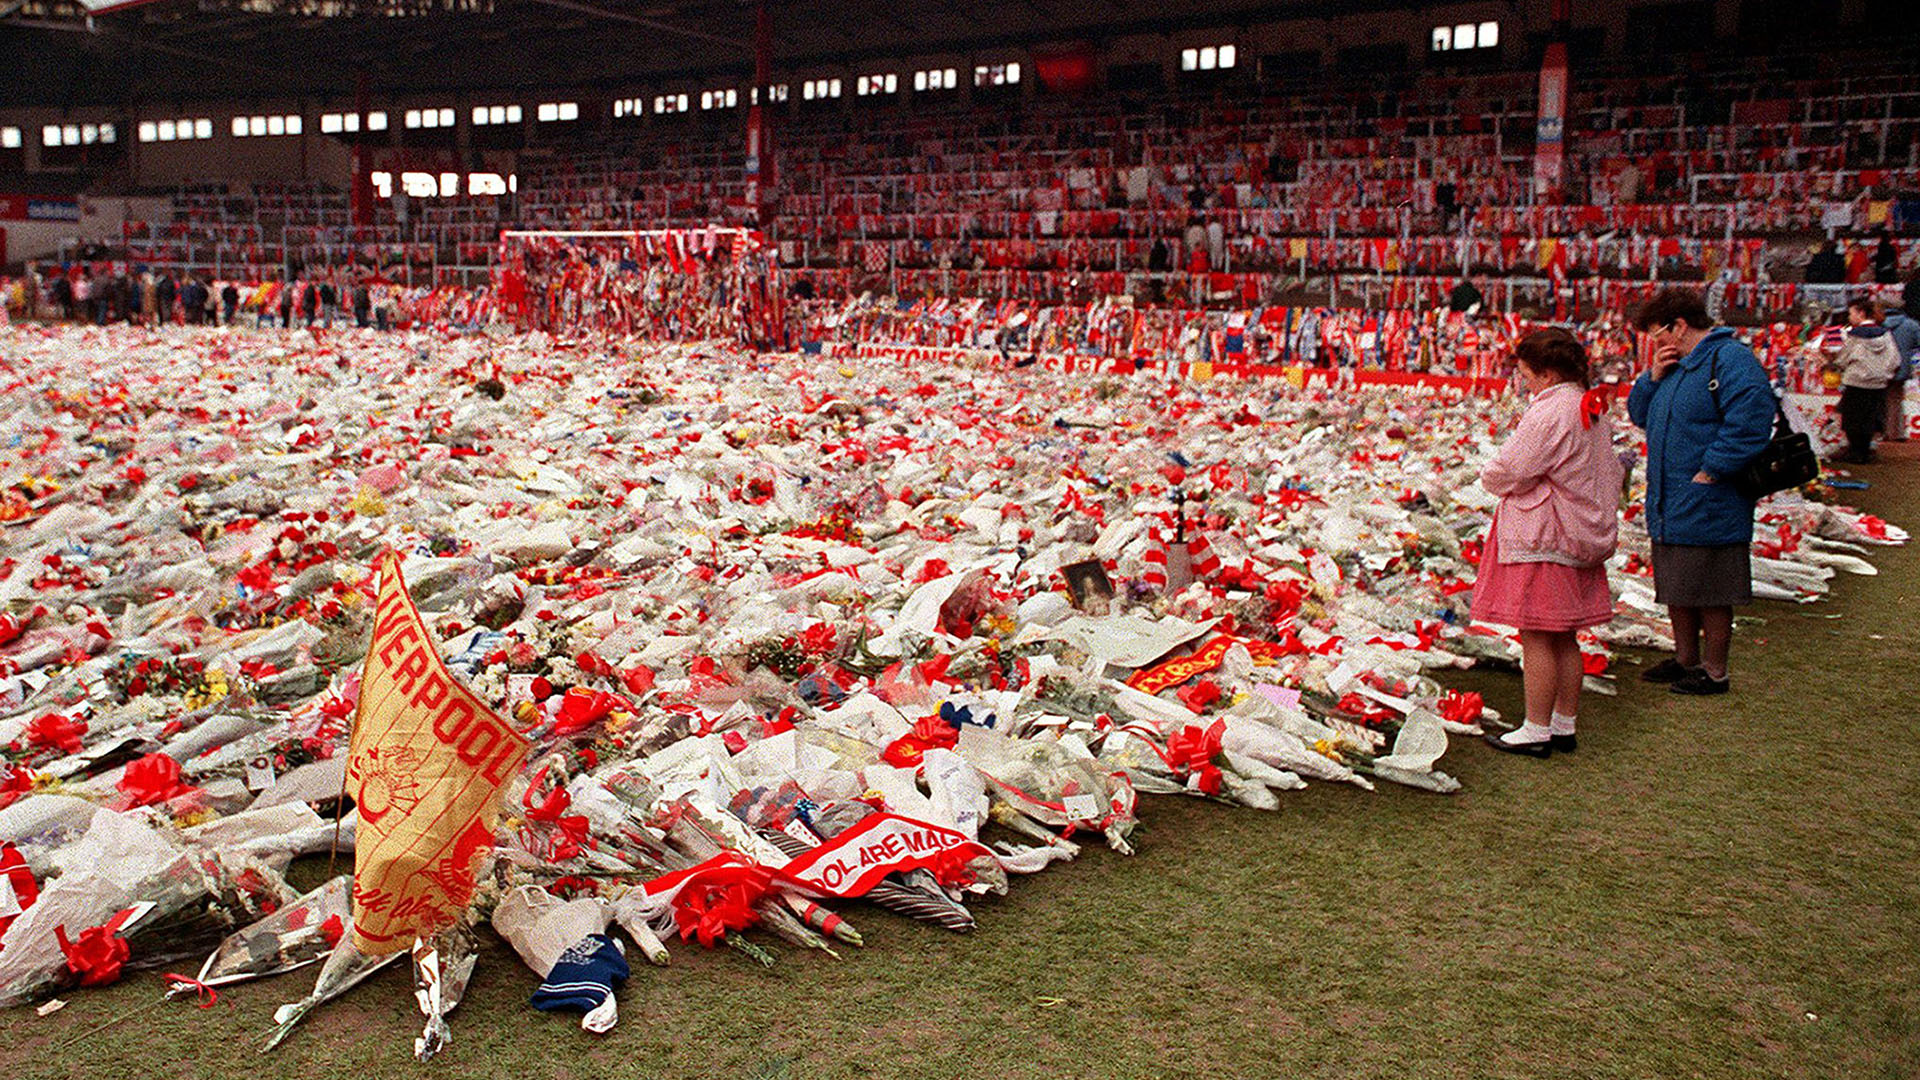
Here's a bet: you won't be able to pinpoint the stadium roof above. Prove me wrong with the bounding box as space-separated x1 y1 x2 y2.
1 0 1416 108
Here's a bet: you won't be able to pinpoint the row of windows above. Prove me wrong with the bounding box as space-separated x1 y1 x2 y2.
914 68 959 92
1180 45 1237 72
976 63 1021 87
231 114 302 137
1432 21 1501 51
138 118 214 142
472 104 523 126
44 123 116 146
404 107 456 129
15 40 1362 149
368 170 518 198
320 111 389 133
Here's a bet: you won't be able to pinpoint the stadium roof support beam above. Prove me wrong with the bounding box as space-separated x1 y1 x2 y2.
518 0 738 48
1 14 295 78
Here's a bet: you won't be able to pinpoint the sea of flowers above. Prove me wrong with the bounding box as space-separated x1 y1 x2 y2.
0 322 1903 1055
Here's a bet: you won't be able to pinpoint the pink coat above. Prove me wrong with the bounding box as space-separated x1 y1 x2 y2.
1480 382 1624 568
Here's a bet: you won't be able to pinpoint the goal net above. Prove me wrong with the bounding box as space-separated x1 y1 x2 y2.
494 227 783 345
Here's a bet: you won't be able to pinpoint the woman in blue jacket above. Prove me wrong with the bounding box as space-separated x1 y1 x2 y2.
1626 289 1777 695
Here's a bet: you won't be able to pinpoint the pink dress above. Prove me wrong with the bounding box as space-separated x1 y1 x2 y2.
1470 518 1614 631
1469 382 1620 633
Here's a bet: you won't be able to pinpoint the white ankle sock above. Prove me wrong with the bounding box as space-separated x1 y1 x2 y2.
1500 721 1553 745
1550 712 1577 736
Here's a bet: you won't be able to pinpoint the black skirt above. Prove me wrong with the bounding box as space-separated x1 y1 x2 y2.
1651 542 1753 607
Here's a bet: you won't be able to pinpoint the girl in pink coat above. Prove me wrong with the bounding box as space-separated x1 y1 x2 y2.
1472 329 1623 758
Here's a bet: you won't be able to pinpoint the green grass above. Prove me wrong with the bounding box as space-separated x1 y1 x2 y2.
5 463 1918 1080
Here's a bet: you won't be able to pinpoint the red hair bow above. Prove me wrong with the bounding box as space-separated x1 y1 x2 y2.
1579 387 1611 430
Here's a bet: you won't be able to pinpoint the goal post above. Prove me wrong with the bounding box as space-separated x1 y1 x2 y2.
494 226 783 345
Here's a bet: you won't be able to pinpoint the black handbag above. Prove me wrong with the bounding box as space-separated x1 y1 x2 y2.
1706 352 1820 500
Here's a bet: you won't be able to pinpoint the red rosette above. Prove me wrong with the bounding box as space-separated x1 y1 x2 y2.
55 924 130 987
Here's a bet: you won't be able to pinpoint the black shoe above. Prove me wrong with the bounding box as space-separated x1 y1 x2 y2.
1640 658 1699 684
1483 731 1551 758
1551 733 1577 753
1670 670 1730 695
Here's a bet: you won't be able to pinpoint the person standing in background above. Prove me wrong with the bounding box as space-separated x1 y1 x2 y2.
155 271 177 326
221 280 240 326
1873 230 1901 286
1805 240 1846 315
1627 288 1777 696
112 270 133 324
1884 303 1919 443
1182 215 1207 272
1449 276 1484 314
1830 299 1901 463
49 269 71 320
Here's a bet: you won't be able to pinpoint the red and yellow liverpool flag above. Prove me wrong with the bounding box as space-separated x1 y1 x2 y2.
347 550 529 954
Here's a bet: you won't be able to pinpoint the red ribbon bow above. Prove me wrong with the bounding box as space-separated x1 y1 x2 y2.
1579 387 1611 430
553 689 629 737
522 765 592 860
1166 719 1227 795
927 846 978 891
55 924 130 987
115 752 196 809
25 713 87 755
1438 690 1485 726
1336 693 1398 725
1175 680 1222 713
670 863 774 947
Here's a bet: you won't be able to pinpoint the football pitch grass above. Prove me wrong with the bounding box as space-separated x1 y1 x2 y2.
6 453 1916 1080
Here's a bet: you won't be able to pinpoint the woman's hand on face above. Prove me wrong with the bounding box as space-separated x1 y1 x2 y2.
1649 345 1684 381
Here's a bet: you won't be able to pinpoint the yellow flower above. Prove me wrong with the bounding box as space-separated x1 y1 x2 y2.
348 487 388 517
